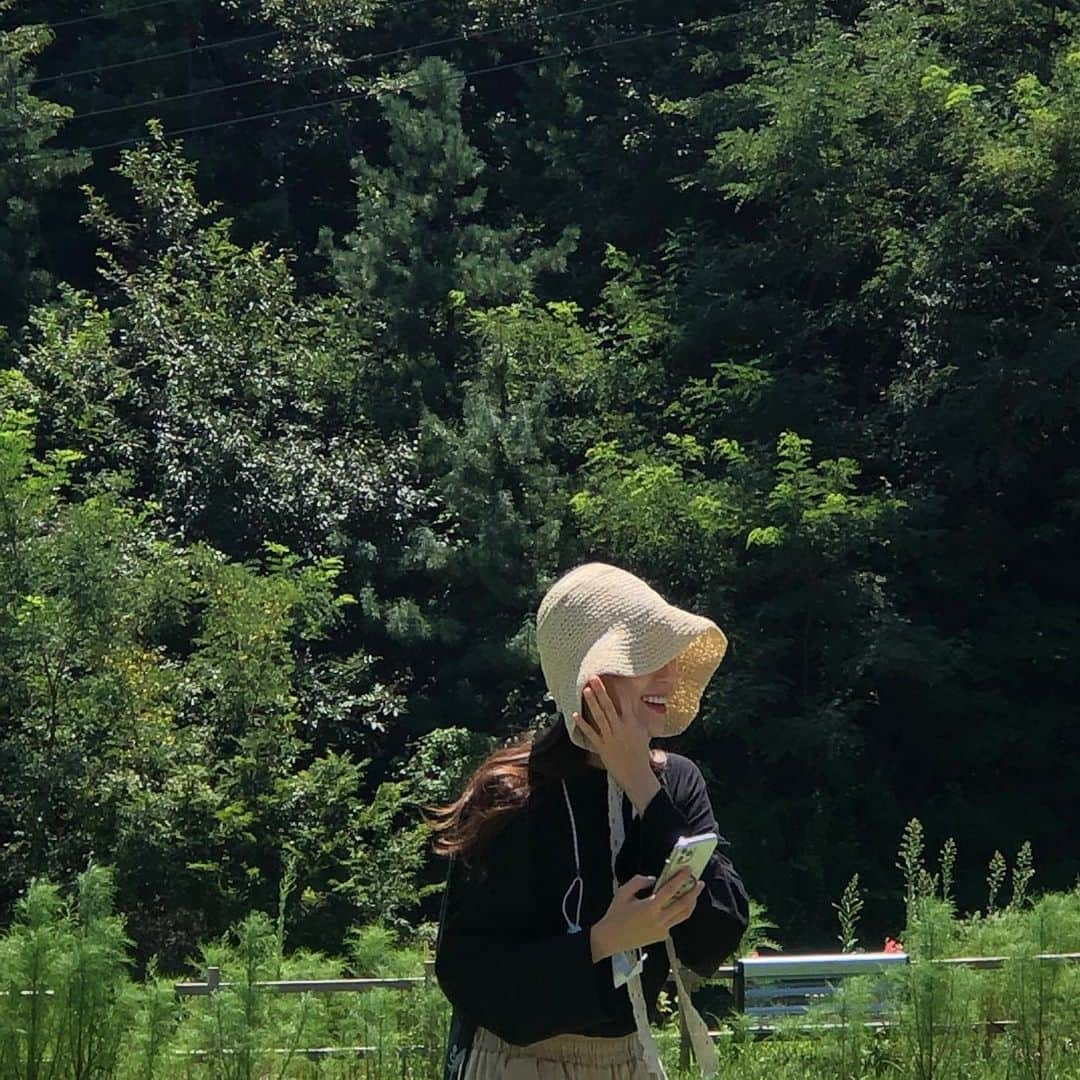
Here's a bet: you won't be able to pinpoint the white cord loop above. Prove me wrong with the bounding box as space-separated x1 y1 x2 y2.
559 773 718 1076
560 779 584 933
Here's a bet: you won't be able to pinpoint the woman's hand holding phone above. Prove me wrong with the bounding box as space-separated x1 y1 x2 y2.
589 869 704 962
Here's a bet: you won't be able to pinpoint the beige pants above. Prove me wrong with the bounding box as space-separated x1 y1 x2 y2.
463 1024 652 1080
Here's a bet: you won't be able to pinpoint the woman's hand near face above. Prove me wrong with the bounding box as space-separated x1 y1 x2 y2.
573 674 660 815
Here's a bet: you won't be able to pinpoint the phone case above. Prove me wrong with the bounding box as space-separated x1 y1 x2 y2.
654 832 718 902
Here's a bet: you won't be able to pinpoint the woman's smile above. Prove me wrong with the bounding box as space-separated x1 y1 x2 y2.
580 659 679 768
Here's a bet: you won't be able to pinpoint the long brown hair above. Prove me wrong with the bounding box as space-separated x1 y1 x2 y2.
421 715 668 874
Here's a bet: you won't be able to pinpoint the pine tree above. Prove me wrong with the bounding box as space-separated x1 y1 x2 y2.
0 17 85 355
322 56 577 429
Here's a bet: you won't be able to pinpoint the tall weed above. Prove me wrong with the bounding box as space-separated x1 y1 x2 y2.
0 865 133 1080
56 864 133 1079
0 878 69 1080
116 961 180 1080
0 833 1076 1079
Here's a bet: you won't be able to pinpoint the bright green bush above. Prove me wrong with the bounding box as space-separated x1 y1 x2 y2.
1 824 1077 1078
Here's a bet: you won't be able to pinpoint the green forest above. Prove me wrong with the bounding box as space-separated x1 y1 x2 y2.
2 0 1078 984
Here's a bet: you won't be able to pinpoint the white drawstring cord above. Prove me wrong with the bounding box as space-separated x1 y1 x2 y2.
560 779 584 933
560 774 716 1077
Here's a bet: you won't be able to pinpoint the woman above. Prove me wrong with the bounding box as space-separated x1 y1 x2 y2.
424 563 749 1079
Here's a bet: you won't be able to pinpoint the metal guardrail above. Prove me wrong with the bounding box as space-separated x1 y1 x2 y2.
182 1045 428 1060
164 950 1080 1062
174 965 433 996
12 951 1080 1064
171 961 720 997
170 961 441 1063
931 952 1080 969
736 950 908 1017
719 951 1080 1042
172 958 735 1070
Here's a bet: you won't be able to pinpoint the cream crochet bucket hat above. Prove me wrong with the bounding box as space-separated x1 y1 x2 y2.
537 562 728 750
535 562 728 1078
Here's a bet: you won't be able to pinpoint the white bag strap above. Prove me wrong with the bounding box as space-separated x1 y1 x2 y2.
607 772 719 1079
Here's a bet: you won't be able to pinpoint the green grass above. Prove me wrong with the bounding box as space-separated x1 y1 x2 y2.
1 822 1077 1078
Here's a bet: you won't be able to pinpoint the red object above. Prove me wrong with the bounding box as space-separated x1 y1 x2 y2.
883 937 904 953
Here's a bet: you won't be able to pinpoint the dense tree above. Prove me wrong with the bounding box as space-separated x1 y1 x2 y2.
663 0 1080 915
0 17 85 351
1 0 1078 957
322 56 578 426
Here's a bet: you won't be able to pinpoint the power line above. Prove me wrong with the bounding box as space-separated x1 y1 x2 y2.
39 0 636 126
33 0 431 31
41 0 191 30
32 27 279 86
32 23 684 160
30 0 436 86
67 76 268 123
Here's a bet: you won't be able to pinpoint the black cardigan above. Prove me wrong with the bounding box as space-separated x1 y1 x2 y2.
434 752 749 1072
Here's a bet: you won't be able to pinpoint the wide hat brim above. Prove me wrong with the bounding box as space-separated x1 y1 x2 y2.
537 563 728 752
566 614 727 751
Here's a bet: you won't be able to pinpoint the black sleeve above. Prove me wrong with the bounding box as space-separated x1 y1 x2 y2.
634 759 750 978
434 814 623 1046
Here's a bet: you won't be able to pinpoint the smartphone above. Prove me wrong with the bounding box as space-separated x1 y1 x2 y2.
652 832 718 905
